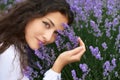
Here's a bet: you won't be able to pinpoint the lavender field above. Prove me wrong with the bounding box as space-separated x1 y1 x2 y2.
0 0 120 80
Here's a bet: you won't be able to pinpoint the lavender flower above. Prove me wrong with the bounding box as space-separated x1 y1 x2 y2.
111 58 116 68
36 61 42 70
71 70 79 80
101 42 108 50
24 66 34 80
106 28 111 38
90 20 102 37
24 41 57 79
103 58 117 77
106 0 117 17
112 18 119 28
103 61 110 76
34 49 45 60
79 63 90 80
55 23 79 51
93 0 103 20
89 46 103 60
79 64 88 73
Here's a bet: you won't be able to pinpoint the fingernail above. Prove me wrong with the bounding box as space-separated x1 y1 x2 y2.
79 47 83 51
78 37 81 40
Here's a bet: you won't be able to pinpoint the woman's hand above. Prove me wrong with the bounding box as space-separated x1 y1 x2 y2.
52 37 86 73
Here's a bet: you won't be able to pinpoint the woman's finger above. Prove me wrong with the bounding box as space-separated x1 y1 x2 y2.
78 37 85 47
67 46 83 55
78 37 86 50
71 47 86 61
69 37 86 61
67 37 85 55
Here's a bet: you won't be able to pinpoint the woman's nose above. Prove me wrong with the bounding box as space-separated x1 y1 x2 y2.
43 30 55 42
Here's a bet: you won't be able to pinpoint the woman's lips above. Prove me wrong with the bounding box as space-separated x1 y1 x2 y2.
36 37 46 45
39 40 44 45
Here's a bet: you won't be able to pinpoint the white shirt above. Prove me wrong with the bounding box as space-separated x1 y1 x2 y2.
0 45 61 80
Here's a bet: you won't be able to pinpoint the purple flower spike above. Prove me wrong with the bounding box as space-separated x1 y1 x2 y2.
102 42 108 50
89 46 103 60
103 58 117 77
79 63 90 80
55 23 79 51
79 63 88 73
71 70 79 80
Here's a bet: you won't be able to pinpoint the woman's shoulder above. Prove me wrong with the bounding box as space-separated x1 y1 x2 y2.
0 45 20 65
0 45 17 58
0 45 29 80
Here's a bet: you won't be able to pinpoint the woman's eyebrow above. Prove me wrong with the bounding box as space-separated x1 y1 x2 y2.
46 17 55 27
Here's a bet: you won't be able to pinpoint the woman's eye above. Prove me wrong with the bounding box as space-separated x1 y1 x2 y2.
54 31 58 34
42 21 50 28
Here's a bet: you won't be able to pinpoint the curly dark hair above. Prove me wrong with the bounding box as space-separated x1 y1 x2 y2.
0 0 74 76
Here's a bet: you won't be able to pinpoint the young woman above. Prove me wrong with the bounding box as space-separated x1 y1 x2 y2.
0 0 86 80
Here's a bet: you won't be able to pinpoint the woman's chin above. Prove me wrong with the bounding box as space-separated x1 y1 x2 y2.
29 45 40 50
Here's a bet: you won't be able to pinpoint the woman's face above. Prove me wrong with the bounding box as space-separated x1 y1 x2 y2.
25 12 68 50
